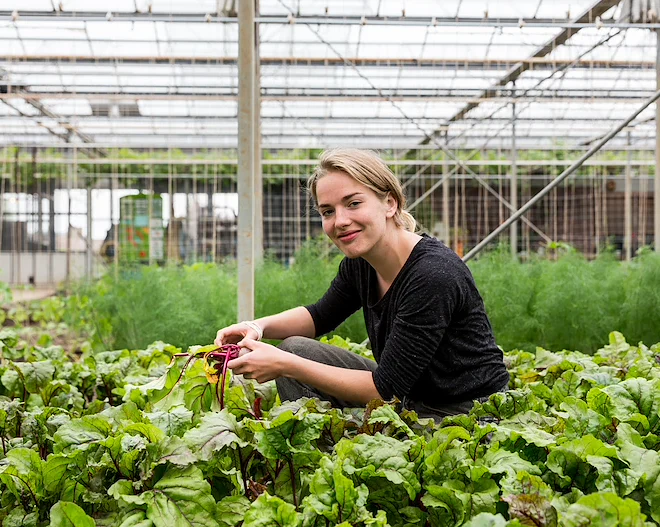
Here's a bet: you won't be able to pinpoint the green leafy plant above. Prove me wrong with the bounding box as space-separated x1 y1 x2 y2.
3 293 660 526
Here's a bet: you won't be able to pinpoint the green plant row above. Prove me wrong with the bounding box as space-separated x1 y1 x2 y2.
62 242 660 354
469 247 660 354
1 326 660 526
67 241 367 352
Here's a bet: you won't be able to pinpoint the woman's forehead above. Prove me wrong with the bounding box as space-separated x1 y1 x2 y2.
316 172 374 203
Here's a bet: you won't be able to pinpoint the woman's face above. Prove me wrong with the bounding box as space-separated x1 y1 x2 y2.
315 170 396 259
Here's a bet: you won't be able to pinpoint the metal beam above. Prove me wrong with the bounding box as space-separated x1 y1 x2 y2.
0 10 655 28
2 136 656 150
2 116 653 128
1 55 656 70
463 87 660 262
0 91 653 103
423 0 621 144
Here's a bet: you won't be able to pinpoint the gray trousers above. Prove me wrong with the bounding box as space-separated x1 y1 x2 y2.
276 336 378 408
276 336 496 422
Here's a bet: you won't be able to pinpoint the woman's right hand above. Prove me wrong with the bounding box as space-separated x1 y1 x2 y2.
215 321 261 346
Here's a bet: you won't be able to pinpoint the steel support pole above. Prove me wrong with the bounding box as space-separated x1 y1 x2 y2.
464 87 660 262
87 185 93 277
624 131 632 261
11 149 18 285
65 146 75 285
254 2 263 263
37 175 43 279
655 30 660 252
510 100 518 258
31 149 37 284
442 133 450 248
48 178 54 283
237 0 256 321
0 169 4 255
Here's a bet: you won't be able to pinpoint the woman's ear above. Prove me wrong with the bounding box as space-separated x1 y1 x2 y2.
385 192 398 218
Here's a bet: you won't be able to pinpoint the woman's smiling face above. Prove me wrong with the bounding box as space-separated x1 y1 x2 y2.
315 170 396 259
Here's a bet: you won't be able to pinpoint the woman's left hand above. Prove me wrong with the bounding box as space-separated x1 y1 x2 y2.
227 338 288 383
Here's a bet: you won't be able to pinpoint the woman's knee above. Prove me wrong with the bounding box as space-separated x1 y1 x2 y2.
278 336 316 358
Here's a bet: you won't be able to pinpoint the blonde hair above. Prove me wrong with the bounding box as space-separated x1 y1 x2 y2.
308 148 417 232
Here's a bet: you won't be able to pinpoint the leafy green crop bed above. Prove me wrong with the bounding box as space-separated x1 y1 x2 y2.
0 331 659 526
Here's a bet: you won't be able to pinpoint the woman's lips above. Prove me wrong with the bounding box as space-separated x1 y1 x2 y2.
338 231 360 243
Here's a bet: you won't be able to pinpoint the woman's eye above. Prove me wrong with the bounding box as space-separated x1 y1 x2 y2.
349 201 360 207
321 210 333 217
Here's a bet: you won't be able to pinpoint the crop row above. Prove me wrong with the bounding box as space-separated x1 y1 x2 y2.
0 328 659 526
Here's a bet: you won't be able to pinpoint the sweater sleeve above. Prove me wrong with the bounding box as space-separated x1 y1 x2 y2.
305 258 363 337
372 263 462 400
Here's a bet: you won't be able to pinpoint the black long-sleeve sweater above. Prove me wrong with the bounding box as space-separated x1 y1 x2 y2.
306 234 509 406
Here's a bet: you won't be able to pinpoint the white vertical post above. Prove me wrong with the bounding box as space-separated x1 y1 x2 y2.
254 1 263 263
66 147 73 285
86 185 93 278
655 30 660 253
442 133 450 248
510 98 518 258
624 131 632 261
238 0 256 321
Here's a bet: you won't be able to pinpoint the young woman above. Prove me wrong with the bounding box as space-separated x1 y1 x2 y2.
215 148 509 420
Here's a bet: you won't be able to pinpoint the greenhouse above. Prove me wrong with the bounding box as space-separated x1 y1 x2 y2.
1 1 660 526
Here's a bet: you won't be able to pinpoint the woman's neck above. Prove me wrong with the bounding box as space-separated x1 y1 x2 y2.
363 228 422 284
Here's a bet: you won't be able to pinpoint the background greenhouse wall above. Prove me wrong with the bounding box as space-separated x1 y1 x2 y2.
0 0 658 284
0 143 655 284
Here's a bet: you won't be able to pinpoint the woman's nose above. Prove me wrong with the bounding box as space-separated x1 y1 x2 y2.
334 207 350 226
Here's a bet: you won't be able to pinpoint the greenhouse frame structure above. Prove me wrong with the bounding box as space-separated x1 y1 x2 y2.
0 0 659 319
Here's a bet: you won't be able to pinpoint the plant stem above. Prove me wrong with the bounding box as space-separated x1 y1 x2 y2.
101 377 114 406
110 454 125 479
237 448 248 494
215 381 222 409
10 474 38 509
288 459 298 508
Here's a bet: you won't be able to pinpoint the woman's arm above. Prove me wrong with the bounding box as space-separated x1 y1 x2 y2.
216 306 316 345
228 338 382 405
256 306 316 340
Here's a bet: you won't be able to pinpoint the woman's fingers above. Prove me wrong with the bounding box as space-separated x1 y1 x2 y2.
227 341 282 384
215 325 247 346
237 337 263 349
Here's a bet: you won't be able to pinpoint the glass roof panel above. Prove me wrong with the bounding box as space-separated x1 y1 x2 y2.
39 98 92 115
148 0 218 14
0 0 51 10
0 104 18 116
0 0 657 149
4 99 41 116
60 0 137 13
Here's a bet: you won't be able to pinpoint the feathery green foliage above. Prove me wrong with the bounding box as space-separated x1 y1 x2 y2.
69 241 660 354
469 246 660 353
71 240 366 351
